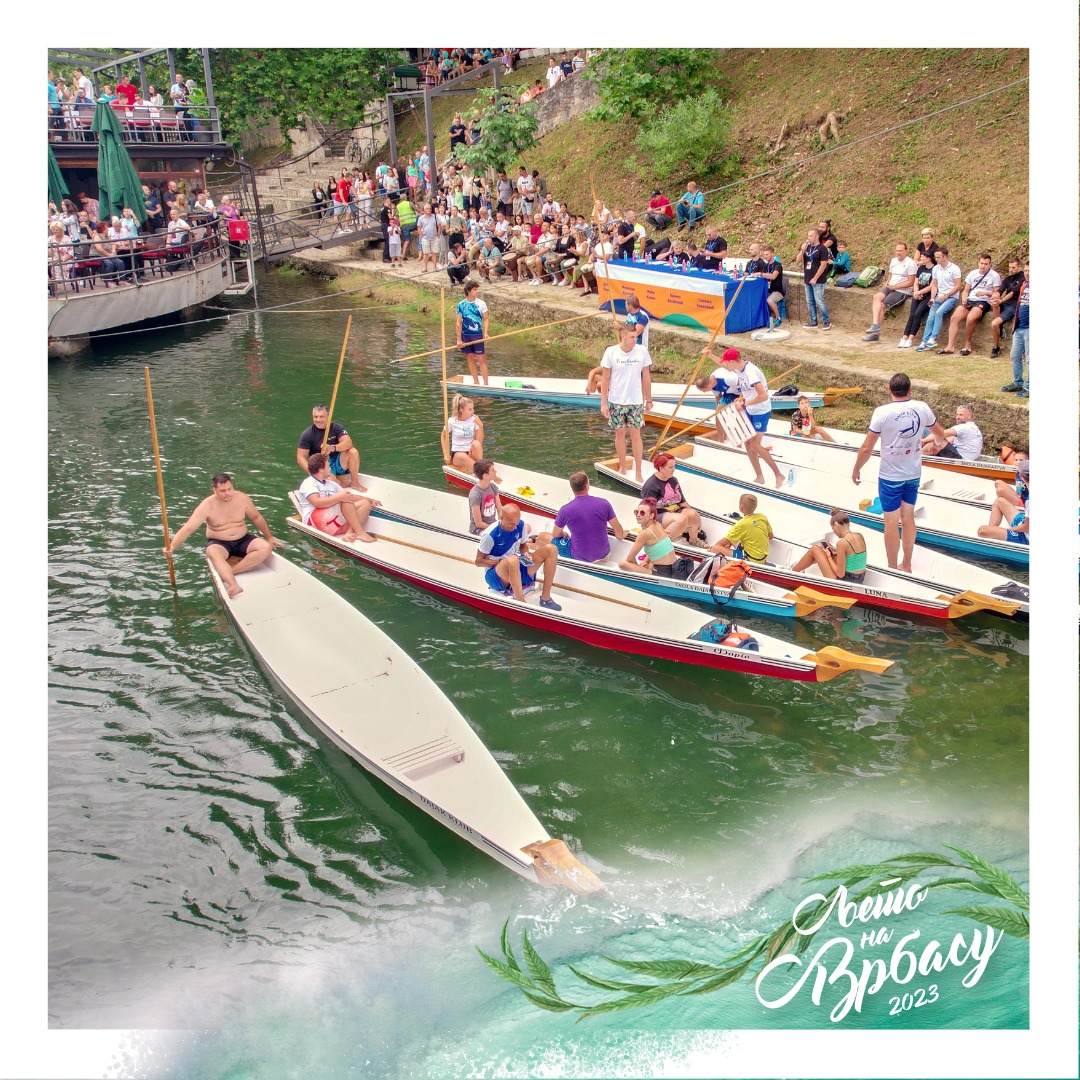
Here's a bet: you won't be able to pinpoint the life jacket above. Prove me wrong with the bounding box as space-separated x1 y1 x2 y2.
708 560 752 588
692 619 760 651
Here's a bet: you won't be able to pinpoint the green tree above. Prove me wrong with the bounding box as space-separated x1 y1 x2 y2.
582 48 729 122
634 90 740 184
453 88 540 174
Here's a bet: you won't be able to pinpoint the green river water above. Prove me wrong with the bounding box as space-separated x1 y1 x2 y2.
47 271 1029 1077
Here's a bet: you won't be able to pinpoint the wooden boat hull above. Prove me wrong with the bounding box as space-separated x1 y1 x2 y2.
671 441 1029 568
644 401 1019 482
285 513 891 683
207 551 598 889
446 374 820 411
443 461 1024 621
337 473 826 621
589 457 1028 616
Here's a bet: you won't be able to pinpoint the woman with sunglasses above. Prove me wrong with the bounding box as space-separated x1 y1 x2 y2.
618 498 685 577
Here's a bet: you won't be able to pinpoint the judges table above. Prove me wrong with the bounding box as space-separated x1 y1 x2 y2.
596 260 769 334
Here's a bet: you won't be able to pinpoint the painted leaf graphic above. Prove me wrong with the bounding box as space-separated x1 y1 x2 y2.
604 958 724 980
946 846 1030 911
940 905 1030 939
477 947 538 990
522 931 557 997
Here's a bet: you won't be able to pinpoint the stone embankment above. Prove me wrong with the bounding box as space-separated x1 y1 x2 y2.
280 245 1029 450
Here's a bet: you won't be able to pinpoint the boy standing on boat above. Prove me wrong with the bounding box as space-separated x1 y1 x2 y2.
165 474 284 598
455 279 490 385
600 322 653 483
852 373 948 573
475 504 562 610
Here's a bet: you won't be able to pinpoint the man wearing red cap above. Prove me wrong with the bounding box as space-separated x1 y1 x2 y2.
701 346 785 487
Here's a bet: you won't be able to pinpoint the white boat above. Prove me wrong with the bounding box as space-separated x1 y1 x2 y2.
445 374 821 411
296 474 854 622
666 440 1029 567
207 550 601 893
285 511 893 684
643 401 1019 482
690 433 1000 509
443 459 1026 621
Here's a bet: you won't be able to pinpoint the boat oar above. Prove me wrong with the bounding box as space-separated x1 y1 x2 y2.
322 315 352 453
821 386 864 406
440 288 449 429
144 366 176 589
389 312 597 364
789 586 857 618
940 590 1022 619
807 645 893 680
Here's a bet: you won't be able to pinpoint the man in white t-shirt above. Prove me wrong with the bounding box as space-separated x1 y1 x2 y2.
939 252 1002 356
600 322 653 482
916 248 963 351
852 373 948 571
865 242 917 340
714 346 785 487
297 453 379 543
921 403 983 461
546 58 563 89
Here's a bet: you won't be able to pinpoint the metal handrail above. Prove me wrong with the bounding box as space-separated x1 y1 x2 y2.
47 219 229 293
47 102 224 145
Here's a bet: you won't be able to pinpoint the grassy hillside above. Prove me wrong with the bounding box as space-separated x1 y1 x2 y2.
389 48 1028 271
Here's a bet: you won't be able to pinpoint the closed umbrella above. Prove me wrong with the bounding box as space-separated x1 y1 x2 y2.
91 101 147 225
48 144 69 208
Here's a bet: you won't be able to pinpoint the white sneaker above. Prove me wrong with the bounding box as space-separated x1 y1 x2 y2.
897 338 909 348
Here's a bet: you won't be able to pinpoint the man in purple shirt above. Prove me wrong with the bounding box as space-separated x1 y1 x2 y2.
551 472 627 561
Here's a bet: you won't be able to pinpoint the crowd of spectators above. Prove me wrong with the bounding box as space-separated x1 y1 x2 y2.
47 177 236 292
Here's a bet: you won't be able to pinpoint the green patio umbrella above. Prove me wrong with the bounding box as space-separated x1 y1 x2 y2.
91 101 147 225
48 144 69 209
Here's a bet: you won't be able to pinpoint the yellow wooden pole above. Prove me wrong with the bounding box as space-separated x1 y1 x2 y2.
441 288 449 427
389 311 598 364
322 315 352 452
144 366 176 589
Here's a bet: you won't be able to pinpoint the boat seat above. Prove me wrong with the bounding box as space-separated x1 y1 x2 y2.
383 735 464 778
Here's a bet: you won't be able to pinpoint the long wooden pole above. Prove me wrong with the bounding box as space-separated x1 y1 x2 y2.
440 287 449 427
322 315 352 452
389 311 597 364
590 174 619 341
144 366 176 589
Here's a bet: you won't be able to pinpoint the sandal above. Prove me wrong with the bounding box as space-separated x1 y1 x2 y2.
960 348 971 356
936 349 954 355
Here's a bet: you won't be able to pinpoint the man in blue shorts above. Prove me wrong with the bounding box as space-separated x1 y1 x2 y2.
852 373 947 572
297 404 363 491
455 278 490 385
474 503 562 610
551 471 627 561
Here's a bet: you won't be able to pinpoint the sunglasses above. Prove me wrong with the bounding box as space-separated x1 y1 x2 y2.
634 509 648 517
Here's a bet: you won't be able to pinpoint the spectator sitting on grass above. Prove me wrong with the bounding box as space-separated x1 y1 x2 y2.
938 252 1001 356
829 240 852 279
645 188 674 230
675 181 704 231
990 258 1024 359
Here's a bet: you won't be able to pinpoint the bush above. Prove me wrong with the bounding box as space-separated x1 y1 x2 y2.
634 90 739 184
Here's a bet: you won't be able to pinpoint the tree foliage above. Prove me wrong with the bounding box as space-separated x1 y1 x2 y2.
634 90 740 185
582 48 730 122
452 88 540 175
157 48 401 147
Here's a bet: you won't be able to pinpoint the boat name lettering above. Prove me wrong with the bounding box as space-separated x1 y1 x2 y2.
418 794 474 835
753 878 1004 1022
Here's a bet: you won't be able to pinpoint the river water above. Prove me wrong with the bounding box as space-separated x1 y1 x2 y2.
47 271 1029 1076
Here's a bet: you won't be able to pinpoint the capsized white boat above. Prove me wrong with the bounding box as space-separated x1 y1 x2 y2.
443 459 1026 621
643 400 1019 482
207 550 601 892
293 474 853 621
668 440 1029 567
445 374 819 411
690 433 1000 509
284 510 893 683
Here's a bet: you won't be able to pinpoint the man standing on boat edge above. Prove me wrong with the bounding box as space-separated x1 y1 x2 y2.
165 474 284 597
852 373 947 573
600 322 653 483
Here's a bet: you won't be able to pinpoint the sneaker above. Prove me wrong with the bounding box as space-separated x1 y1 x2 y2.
990 346 1001 358
915 343 931 352
822 323 832 331
897 338 909 348
802 322 818 329
866 323 880 333
539 597 563 611
1000 383 1022 392
1015 389 1028 398
925 338 937 347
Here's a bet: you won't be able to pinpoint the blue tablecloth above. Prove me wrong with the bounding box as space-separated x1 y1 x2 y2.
600 262 770 334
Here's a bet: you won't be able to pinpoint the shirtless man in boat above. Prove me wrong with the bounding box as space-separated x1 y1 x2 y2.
166 473 284 597
297 452 379 543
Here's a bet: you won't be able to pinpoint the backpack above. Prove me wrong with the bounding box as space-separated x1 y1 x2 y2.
690 555 753 606
855 266 884 288
691 619 760 651
832 271 859 288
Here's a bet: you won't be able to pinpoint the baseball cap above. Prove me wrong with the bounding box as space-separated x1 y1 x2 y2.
651 189 662 196
722 348 741 363
652 453 675 468
1015 459 1030 478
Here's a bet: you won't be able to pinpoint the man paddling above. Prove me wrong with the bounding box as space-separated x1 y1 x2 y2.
166 473 284 597
297 404 363 491
852 372 947 573
297 453 379 543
